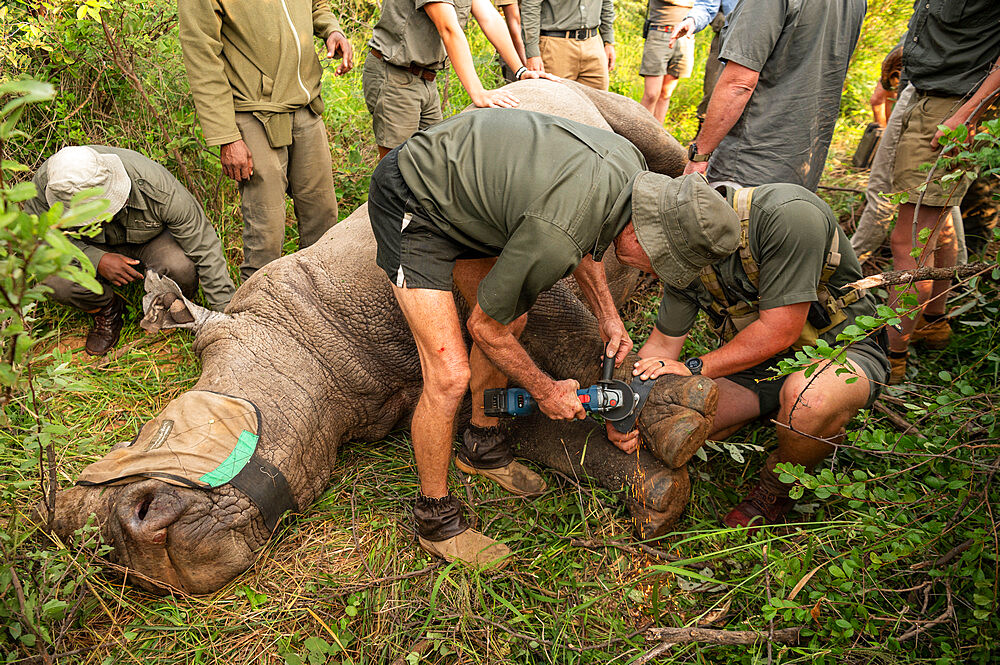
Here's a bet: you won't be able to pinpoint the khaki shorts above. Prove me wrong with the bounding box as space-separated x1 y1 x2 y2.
892 93 973 207
539 34 609 91
362 55 443 150
639 28 694 78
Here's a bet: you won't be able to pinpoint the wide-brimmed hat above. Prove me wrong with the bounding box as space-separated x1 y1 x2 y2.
44 146 130 215
631 172 740 288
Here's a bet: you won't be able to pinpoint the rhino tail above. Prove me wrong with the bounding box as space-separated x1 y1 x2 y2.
140 271 230 334
557 79 687 177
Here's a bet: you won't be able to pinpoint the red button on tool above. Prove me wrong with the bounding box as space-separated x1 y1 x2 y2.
579 395 590 403
609 399 617 406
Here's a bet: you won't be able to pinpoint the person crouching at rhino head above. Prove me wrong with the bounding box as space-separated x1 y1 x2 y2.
618 183 891 529
369 108 739 567
24 146 235 356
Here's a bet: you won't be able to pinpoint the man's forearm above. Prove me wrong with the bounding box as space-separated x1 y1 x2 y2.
693 63 758 153
572 256 619 321
959 54 1000 126
469 310 553 396
700 318 797 378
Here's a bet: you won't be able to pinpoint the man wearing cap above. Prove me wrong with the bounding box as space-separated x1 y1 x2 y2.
178 0 353 281
621 183 890 529
24 146 236 356
368 108 737 567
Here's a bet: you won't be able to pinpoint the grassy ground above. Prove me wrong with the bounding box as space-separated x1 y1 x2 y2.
4 1 998 663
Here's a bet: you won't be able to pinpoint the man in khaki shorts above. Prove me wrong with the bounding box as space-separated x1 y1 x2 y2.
364 0 543 157
522 0 615 90
179 0 353 282
638 0 694 123
884 0 1000 384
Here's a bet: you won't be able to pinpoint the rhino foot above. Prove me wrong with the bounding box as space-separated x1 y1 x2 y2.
639 375 718 469
628 468 690 539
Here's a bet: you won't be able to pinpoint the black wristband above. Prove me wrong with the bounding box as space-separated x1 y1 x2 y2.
514 66 528 80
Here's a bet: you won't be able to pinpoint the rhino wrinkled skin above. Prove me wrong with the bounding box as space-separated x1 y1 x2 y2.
48 80 717 594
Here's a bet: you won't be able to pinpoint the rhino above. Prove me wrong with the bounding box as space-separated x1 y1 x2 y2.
47 80 718 594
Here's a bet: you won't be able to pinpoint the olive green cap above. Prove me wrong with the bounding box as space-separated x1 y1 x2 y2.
631 172 740 288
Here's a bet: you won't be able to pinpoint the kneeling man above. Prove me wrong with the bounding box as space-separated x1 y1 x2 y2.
26 146 236 355
626 184 890 528
369 108 739 566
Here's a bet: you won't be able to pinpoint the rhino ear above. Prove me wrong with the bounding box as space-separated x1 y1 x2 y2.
140 271 217 333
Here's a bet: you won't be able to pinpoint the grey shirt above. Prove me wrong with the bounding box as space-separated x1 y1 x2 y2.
706 0 866 191
25 147 236 311
521 0 615 59
902 0 1000 97
369 0 472 70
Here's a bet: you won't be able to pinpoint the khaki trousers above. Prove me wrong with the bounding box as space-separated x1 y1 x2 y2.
539 35 609 91
235 106 338 281
46 231 197 312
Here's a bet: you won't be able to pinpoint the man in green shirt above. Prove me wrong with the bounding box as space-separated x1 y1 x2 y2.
369 109 739 566
25 146 236 356
522 0 616 90
178 0 353 281
622 184 890 529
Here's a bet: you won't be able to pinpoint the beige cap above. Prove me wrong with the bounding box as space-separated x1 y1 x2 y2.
44 146 130 215
631 171 740 288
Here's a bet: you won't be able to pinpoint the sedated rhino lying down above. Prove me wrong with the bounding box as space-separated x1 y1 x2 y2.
48 80 718 594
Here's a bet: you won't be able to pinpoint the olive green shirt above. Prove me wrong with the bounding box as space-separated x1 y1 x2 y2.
655 184 875 345
25 147 236 311
369 0 473 70
521 0 615 59
178 0 343 146
398 109 645 324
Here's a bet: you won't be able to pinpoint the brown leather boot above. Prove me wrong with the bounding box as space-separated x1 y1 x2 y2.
85 294 125 356
723 461 796 529
414 494 511 569
455 425 546 497
911 314 951 350
888 350 908 385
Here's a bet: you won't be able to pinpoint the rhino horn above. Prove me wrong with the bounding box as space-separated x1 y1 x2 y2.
140 271 228 334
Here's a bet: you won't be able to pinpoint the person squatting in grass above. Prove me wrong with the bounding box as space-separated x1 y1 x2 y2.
363 0 554 159
368 109 739 567
612 183 891 529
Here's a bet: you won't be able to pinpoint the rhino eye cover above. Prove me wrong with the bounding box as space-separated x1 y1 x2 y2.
77 391 296 531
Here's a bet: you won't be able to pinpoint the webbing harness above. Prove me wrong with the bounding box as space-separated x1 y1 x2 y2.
698 187 865 350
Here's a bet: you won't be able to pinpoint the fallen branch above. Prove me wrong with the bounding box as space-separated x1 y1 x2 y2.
897 581 954 642
844 262 994 291
873 400 926 439
570 538 681 562
644 626 802 646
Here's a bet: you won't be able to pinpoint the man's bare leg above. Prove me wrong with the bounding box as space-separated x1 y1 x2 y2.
708 378 762 440
391 283 512 567
653 75 681 124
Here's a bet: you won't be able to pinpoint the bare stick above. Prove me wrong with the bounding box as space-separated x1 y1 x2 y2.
844 262 994 291
644 626 802 645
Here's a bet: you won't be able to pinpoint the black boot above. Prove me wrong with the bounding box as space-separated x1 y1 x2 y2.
85 294 125 356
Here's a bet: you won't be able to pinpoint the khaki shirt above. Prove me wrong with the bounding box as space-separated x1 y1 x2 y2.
178 0 343 146
521 0 615 59
398 109 644 324
25 147 236 311
369 0 472 70
656 184 875 346
647 0 692 27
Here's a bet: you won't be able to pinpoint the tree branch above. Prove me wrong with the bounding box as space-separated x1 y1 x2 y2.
644 626 802 646
844 262 994 291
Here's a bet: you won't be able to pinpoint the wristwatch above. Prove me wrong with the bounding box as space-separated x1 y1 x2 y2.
687 142 712 162
683 357 703 375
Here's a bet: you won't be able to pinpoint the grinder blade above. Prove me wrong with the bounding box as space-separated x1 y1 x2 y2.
602 379 638 422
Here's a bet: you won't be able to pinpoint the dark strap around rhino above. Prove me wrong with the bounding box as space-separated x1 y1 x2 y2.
229 454 298 533
612 375 657 434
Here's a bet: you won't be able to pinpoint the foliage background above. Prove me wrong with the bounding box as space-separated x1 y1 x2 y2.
2 0 998 664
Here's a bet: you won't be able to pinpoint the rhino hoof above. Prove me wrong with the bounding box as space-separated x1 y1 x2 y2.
642 405 711 469
629 465 690 537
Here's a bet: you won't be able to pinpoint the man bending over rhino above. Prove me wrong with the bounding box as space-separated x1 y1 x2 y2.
369 108 739 567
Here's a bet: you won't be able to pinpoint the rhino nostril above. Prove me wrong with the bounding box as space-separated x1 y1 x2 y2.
136 495 154 521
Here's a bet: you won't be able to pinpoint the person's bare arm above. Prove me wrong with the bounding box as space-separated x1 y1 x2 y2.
870 83 889 127
683 61 760 175
424 1 519 107
933 53 1000 148
467 305 586 420
572 256 633 365
473 0 525 73
500 3 527 64
633 303 809 379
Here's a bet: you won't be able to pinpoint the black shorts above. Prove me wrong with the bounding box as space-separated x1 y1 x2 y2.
369 147 489 290
724 337 889 417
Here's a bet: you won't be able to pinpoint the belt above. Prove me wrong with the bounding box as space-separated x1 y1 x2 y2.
370 48 437 82
647 24 676 33
540 28 598 40
914 88 954 98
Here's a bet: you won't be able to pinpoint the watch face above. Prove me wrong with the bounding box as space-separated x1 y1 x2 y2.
687 143 697 160
685 357 703 374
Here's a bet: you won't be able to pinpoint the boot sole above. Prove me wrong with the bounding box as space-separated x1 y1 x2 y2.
454 456 545 498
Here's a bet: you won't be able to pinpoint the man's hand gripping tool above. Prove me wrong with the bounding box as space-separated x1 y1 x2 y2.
484 355 656 433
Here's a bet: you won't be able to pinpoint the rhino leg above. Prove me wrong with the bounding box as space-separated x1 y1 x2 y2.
639 375 719 469
505 416 691 536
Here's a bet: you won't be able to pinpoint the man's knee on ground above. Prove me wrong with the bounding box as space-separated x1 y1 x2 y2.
778 366 864 434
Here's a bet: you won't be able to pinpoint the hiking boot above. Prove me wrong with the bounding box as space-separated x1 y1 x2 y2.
723 461 796 529
888 351 908 385
911 314 951 350
414 494 511 569
456 425 547 497
85 294 125 356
